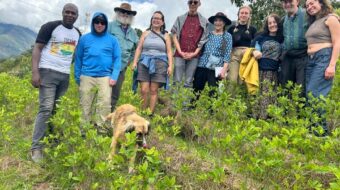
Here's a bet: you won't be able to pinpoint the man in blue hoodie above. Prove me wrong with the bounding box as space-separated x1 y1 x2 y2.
75 12 121 134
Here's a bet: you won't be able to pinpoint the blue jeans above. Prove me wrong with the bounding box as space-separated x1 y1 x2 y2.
306 47 333 98
31 68 69 150
305 47 333 134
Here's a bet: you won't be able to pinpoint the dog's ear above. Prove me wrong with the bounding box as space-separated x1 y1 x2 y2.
105 112 115 121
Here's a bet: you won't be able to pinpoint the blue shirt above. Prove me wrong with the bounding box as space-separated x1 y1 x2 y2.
107 20 139 71
74 12 121 85
198 31 232 69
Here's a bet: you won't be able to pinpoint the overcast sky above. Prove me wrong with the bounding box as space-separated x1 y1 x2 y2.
0 0 239 33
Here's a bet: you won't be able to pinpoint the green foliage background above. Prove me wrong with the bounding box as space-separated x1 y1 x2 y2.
0 51 339 189
0 1 340 188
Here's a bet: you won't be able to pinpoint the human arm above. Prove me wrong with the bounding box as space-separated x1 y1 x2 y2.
31 22 57 88
31 43 45 88
110 38 122 86
172 33 186 58
74 38 84 85
325 15 340 80
129 30 139 66
220 33 233 79
165 33 173 76
250 35 262 60
131 31 148 70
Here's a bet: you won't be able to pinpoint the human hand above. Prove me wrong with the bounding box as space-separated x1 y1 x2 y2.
324 65 335 80
253 50 262 60
109 79 117 86
183 52 196 60
31 72 41 88
219 65 228 79
167 66 173 76
181 52 190 60
131 63 137 70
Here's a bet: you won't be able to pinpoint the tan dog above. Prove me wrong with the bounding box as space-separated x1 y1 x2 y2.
106 104 149 172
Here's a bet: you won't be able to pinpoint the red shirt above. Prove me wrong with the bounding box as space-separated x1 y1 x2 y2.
174 15 203 58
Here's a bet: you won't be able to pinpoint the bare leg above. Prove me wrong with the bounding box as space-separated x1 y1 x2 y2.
149 82 160 113
140 82 150 110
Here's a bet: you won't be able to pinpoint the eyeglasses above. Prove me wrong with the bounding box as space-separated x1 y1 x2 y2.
152 17 163 21
188 1 199 5
94 20 106 25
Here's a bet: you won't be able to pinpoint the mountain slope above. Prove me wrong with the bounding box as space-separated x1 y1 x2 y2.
0 23 36 60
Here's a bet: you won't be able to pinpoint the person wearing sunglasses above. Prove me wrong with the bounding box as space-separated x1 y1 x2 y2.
171 0 209 89
31 3 81 163
107 3 139 112
75 13 121 135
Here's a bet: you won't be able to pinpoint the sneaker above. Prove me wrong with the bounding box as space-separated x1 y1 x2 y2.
31 149 43 163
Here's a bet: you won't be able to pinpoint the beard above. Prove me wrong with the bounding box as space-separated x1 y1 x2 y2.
115 13 134 25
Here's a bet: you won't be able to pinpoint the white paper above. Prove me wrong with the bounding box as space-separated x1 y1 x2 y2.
215 67 227 78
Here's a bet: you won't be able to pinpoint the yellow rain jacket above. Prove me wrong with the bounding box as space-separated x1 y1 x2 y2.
239 48 259 94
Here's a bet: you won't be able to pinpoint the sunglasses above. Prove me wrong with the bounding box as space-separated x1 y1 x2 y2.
119 10 133 15
188 1 199 5
94 20 106 25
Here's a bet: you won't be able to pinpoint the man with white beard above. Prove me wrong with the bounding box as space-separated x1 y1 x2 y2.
108 3 139 111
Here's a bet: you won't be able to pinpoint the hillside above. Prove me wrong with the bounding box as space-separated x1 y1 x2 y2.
0 55 339 189
0 23 36 60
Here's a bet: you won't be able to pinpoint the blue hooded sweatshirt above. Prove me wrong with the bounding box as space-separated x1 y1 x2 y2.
74 12 121 85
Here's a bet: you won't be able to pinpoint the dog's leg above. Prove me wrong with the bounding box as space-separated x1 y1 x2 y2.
128 144 139 174
108 134 120 160
108 140 117 160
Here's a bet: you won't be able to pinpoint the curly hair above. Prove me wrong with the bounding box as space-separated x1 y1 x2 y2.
262 14 284 43
306 0 334 25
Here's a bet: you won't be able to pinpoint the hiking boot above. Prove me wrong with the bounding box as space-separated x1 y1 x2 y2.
31 149 43 163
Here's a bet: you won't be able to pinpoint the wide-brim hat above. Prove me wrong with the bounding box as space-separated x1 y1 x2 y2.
114 3 137 16
208 12 231 25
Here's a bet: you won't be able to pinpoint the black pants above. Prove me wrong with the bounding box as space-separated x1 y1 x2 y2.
280 54 308 96
193 67 219 97
111 69 126 112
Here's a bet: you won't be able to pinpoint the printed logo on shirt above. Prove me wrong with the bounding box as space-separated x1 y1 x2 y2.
50 37 77 56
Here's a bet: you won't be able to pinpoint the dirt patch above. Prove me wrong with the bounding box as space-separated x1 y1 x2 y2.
0 156 21 171
33 182 51 190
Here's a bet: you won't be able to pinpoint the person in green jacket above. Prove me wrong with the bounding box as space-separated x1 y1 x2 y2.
107 3 139 111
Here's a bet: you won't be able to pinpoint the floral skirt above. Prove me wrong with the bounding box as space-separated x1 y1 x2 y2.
253 70 278 119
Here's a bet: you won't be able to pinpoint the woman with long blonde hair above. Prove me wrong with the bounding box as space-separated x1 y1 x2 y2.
227 6 257 85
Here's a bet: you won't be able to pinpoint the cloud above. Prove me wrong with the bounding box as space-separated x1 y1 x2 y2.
0 0 239 33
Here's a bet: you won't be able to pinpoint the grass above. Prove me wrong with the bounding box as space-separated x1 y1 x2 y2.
0 57 339 189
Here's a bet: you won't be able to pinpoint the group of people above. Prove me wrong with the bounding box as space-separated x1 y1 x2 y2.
30 0 339 162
